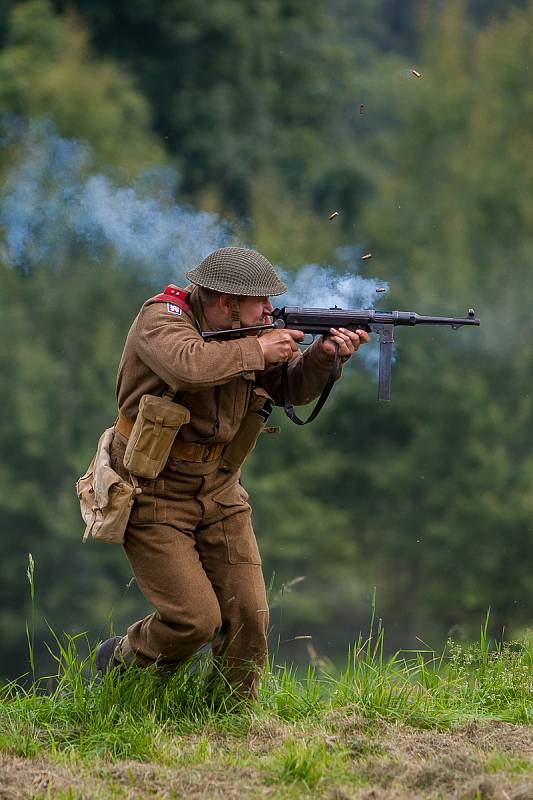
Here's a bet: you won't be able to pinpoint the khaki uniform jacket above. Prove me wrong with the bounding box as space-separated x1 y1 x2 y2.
116 286 340 445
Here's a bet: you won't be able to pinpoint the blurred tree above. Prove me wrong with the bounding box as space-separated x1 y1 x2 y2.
0 259 152 678
466 0 529 26
43 0 375 217
46 0 530 219
1 0 533 678
0 0 164 677
0 0 164 172
246 0 533 653
341 0 533 642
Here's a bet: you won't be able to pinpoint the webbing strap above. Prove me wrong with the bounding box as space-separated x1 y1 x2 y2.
281 345 340 425
230 296 241 330
115 413 224 462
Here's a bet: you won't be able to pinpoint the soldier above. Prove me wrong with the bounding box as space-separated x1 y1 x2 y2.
96 247 369 701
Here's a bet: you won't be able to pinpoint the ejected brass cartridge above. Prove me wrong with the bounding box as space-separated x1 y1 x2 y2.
359 104 365 114
361 253 372 260
376 287 386 293
411 69 422 78
328 211 339 221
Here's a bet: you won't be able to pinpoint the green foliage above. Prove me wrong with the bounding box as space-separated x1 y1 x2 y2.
0 618 531 797
1 619 531 767
0 0 164 171
0 260 150 677
47 0 378 215
1 0 533 678
274 739 331 788
244 0 533 655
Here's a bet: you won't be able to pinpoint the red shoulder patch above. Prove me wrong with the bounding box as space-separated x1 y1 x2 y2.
154 285 191 313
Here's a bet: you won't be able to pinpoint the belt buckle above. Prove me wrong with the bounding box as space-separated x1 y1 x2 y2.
202 444 212 463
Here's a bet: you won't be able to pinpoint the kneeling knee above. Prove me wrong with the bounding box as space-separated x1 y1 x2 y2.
190 604 223 646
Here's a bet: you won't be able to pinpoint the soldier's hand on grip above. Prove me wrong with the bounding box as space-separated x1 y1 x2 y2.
258 329 304 365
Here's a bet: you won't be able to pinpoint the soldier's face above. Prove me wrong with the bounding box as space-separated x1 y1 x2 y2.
208 294 274 331
237 296 274 327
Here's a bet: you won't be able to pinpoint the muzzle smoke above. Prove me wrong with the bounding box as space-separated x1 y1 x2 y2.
0 118 231 278
0 118 387 372
280 263 388 309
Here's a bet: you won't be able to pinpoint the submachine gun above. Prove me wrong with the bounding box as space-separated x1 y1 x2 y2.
202 306 480 423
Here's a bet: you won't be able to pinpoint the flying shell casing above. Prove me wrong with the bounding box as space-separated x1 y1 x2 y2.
411 69 422 78
376 287 386 292
359 104 365 114
328 211 339 221
361 253 372 260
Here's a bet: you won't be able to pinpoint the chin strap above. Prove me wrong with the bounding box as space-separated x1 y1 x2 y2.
229 295 241 330
281 344 340 425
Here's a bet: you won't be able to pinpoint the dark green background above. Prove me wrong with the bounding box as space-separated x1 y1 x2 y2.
1 0 532 679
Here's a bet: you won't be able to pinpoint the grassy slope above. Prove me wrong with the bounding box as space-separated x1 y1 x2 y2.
1 622 532 799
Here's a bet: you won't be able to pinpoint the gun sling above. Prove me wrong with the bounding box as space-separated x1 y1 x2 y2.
281 344 340 425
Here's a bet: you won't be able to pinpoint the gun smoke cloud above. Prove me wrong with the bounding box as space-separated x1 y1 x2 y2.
0 118 231 279
280 263 388 310
0 117 386 370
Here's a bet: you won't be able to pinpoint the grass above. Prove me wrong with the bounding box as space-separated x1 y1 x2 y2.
1 563 531 797
0 615 532 799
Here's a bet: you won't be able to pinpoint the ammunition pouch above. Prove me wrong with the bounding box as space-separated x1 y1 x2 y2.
76 427 140 544
123 392 191 479
220 387 274 473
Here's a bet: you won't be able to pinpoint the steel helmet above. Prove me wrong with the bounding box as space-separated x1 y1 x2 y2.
186 247 287 296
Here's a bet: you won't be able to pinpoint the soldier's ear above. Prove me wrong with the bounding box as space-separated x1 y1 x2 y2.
218 293 231 312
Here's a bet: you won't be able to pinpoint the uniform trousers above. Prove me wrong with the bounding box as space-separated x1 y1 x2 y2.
110 430 269 700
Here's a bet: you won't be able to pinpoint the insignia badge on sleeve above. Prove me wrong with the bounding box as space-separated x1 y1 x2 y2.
167 303 182 315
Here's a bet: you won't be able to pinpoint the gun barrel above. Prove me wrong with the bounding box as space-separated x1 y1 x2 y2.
407 312 480 327
276 307 480 330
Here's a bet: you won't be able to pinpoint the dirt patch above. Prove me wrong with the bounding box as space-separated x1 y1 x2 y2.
0 720 531 799
347 720 533 799
0 755 272 800
0 755 89 800
100 760 269 799
246 717 294 755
